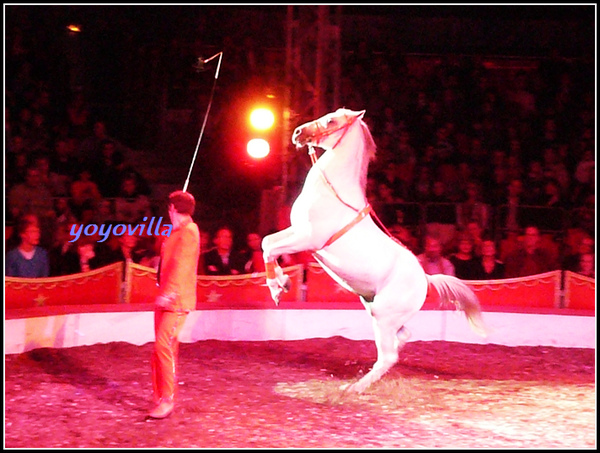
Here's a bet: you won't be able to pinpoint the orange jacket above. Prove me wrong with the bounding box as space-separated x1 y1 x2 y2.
157 218 200 312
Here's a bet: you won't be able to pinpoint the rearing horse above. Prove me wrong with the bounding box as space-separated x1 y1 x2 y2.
262 108 486 393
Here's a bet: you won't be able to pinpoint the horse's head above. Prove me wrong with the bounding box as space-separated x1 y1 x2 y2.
291 108 366 149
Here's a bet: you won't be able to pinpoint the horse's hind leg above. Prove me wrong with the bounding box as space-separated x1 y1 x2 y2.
341 316 403 394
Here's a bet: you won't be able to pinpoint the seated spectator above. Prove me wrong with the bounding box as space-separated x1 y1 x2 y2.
92 198 117 225
456 180 490 233
137 234 161 271
111 149 152 197
539 177 568 210
504 225 559 278
6 215 49 278
114 233 145 264
5 213 39 252
562 233 594 273
49 136 80 186
473 236 506 280
574 252 595 279
70 168 103 218
79 119 130 168
571 149 594 207
388 213 418 253
201 226 246 275
240 231 266 274
522 160 546 206
53 196 77 225
425 179 457 253
33 152 69 197
48 221 80 276
91 139 126 198
196 228 213 276
6 148 29 190
465 219 485 258
417 231 455 276
7 165 55 224
449 232 481 280
114 173 152 224
75 236 108 273
497 177 526 236
370 180 399 227
571 192 595 237
7 165 56 249
66 90 92 141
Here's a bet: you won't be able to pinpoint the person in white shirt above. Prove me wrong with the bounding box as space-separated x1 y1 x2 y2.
417 231 455 276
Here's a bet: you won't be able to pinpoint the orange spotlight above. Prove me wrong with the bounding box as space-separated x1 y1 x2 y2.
249 108 275 131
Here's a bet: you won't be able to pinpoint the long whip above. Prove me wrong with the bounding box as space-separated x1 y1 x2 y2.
183 51 223 193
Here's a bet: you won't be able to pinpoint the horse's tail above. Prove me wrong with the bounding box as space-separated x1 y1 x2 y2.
426 274 488 337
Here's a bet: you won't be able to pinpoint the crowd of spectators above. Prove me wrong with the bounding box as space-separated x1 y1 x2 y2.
342 40 595 280
5 24 595 281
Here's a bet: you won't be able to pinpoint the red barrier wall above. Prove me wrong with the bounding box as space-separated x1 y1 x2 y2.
5 263 594 316
5 263 122 310
563 271 596 311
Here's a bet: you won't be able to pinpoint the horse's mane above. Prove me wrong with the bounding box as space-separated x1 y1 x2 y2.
358 120 377 192
360 120 377 161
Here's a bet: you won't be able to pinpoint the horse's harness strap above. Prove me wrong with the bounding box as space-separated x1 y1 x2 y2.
305 113 376 249
323 204 372 248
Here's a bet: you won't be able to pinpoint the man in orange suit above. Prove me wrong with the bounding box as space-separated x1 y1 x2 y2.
148 190 200 419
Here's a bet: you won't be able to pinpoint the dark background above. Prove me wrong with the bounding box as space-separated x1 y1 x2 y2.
4 5 595 222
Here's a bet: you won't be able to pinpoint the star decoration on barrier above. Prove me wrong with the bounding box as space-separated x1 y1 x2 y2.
34 294 48 307
206 290 223 304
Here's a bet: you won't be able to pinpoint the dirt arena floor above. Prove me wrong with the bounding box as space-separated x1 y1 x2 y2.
4 337 596 449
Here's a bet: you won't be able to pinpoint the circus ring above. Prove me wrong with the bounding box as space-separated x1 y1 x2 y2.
4 264 596 448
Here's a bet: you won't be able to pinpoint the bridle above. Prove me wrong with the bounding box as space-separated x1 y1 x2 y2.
302 113 360 164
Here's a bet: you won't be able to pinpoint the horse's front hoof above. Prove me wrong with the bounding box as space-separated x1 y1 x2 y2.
280 274 291 293
266 278 283 305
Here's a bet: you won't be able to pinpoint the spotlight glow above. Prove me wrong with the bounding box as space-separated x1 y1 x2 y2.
247 138 270 158
250 108 275 131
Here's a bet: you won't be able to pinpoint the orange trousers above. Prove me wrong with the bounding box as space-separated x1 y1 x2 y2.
151 309 188 403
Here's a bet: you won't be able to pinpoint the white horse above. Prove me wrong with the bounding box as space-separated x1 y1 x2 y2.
262 108 487 393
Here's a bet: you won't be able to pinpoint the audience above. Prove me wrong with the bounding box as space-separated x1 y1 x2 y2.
449 232 481 280
48 221 80 276
574 252 595 279
201 226 246 276
562 233 595 273
33 152 69 197
69 168 103 219
7 165 56 248
456 180 490 234
417 231 455 276
424 179 457 253
504 225 559 278
7 165 55 225
114 174 152 224
6 215 50 278
4 18 594 284
240 231 266 274
473 236 506 280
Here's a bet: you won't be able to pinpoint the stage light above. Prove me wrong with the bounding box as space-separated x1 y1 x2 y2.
247 138 270 158
249 108 275 131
